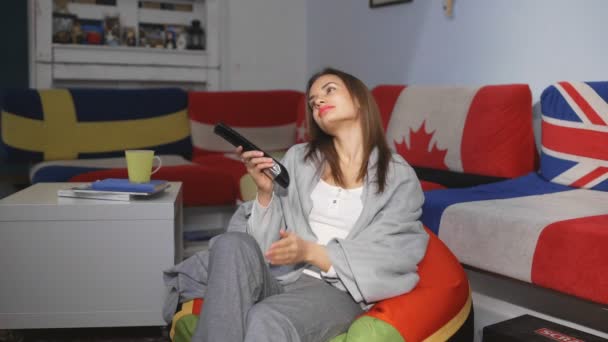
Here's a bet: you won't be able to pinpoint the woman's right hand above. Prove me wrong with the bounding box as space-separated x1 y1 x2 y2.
236 146 275 202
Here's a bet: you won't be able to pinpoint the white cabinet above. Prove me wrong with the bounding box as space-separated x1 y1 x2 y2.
0 182 183 328
29 0 220 90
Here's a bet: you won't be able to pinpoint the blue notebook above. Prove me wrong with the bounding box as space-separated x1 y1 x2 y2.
91 178 170 194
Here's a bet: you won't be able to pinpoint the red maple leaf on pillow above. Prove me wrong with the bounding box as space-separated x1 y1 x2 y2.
394 121 448 169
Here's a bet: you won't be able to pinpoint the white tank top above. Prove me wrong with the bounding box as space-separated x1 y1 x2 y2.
308 179 364 245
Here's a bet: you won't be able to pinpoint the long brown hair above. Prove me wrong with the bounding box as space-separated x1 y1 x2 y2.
304 67 391 193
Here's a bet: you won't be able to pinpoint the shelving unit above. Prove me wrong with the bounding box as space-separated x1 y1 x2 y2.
29 0 220 90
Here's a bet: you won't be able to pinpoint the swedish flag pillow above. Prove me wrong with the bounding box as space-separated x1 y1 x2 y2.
1 88 191 162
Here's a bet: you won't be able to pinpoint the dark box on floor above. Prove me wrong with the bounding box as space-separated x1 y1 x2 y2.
483 314 606 342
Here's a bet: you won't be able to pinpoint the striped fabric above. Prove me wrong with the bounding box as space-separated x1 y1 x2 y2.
188 90 304 157
0 88 191 162
374 84 537 179
170 298 204 342
540 81 608 190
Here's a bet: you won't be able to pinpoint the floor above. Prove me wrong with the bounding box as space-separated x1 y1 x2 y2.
0 327 169 342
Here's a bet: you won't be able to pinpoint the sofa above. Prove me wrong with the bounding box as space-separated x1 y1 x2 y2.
161 83 541 341
0 88 304 206
0 82 540 341
7 81 604 340
164 82 608 342
0 83 537 203
420 81 608 335
0 88 307 249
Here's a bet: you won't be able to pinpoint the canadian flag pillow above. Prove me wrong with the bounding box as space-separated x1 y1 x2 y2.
374 84 537 179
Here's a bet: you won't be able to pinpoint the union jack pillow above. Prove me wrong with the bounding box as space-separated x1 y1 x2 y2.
540 81 608 191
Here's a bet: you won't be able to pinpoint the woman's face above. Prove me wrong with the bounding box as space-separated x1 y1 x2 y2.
308 74 359 135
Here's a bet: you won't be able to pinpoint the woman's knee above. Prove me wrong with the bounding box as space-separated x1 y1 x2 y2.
210 231 258 253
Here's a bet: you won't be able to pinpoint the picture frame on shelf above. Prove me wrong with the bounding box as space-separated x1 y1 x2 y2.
164 25 187 50
104 15 121 46
138 23 165 48
79 18 104 45
122 26 137 46
369 0 412 8
52 12 77 44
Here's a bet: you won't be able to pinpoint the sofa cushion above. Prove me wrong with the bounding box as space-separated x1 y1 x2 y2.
531 214 608 305
0 88 191 162
294 95 308 144
28 155 238 206
540 81 608 190
188 90 304 158
192 153 245 197
295 86 448 191
374 84 537 179
422 173 608 305
371 85 402 131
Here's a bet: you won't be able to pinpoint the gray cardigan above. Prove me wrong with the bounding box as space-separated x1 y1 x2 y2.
236 143 429 306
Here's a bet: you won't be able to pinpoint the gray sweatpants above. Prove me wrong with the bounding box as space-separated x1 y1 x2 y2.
193 232 363 342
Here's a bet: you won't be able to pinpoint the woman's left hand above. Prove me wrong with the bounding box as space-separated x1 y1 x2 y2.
265 230 311 265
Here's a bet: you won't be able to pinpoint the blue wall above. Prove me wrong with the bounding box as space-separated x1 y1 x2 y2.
307 0 608 101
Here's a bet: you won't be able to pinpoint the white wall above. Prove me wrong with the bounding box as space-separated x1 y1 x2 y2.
307 0 608 101
221 0 307 91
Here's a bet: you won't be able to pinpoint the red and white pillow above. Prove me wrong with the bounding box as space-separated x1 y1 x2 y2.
188 90 304 201
188 90 304 158
374 84 537 179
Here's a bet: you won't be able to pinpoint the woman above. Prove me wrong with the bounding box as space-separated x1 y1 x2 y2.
196 68 429 342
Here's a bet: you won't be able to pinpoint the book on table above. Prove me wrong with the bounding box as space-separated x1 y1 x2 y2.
57 186 132 201
57 179 170 201
90 178 170 194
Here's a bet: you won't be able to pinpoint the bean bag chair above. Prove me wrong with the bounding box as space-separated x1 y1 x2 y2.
168 227 473 342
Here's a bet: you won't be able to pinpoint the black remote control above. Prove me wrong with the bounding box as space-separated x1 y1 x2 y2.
214 122 290 189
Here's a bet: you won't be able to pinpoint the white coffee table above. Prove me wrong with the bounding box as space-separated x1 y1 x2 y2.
0 182 183 329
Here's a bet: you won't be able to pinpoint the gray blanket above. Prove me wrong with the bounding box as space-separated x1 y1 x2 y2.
162 143 429 321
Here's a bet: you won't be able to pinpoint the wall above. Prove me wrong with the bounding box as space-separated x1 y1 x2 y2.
307 0 608 101
0 1 29 88
222 0 307 91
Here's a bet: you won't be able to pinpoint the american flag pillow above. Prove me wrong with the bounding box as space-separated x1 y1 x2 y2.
540 81 608 190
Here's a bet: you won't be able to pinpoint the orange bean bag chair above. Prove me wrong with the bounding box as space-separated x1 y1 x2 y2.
169 227 473 341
